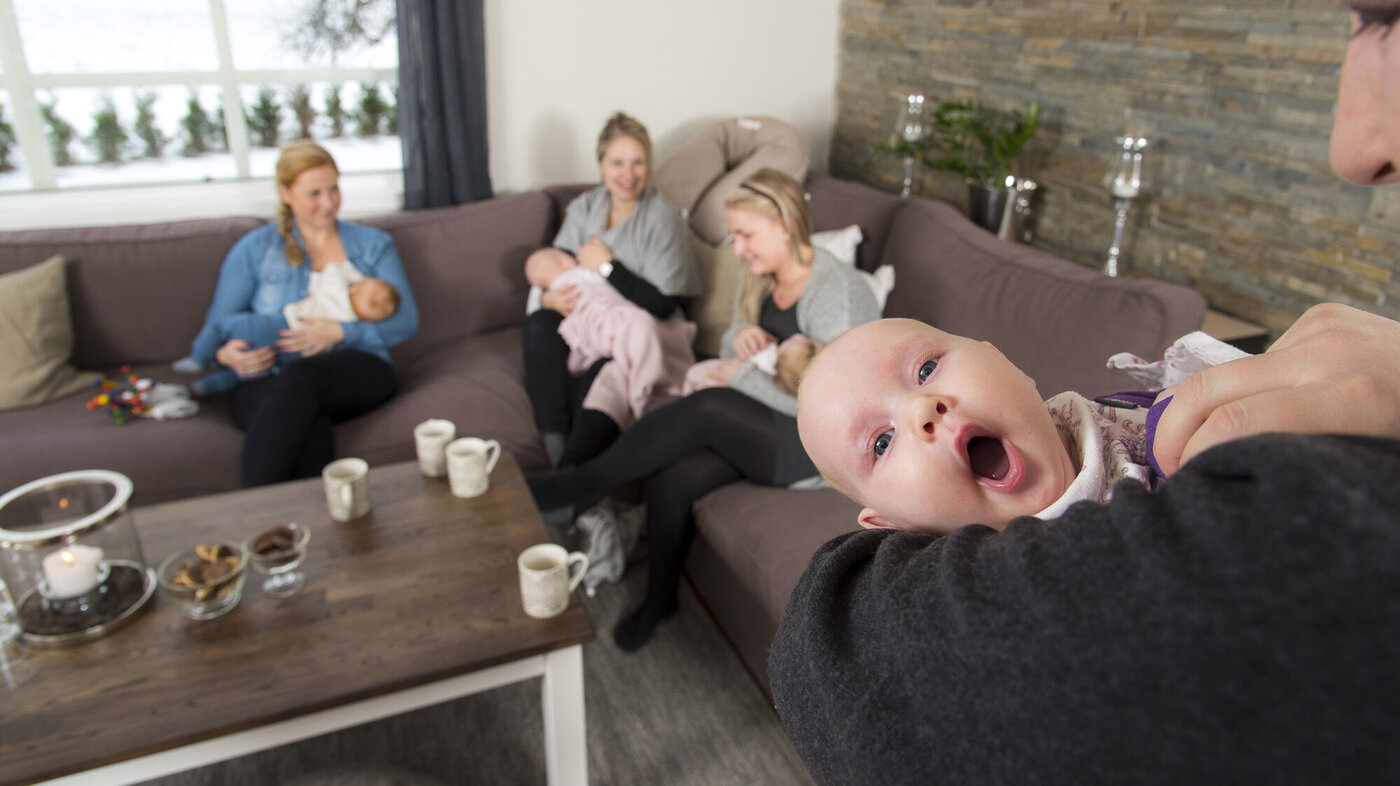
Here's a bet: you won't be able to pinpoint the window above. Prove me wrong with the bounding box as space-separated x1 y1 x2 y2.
0 0 398 195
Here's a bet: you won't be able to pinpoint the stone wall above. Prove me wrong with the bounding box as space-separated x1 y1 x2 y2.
832 0 1400 336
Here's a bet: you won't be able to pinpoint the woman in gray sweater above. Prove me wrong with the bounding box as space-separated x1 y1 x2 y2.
523 112 700 468
529 168 881 650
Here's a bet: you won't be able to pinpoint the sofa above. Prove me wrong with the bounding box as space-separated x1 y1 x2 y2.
0 174 1206 693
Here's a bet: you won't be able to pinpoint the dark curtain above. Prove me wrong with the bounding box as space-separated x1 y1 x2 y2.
397 0 493 209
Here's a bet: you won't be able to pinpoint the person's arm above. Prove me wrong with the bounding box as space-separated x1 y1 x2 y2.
576 234 682 318
602 261 681 318
196 229 278 376
719 297 758 363
338 227 419 352
201 229 263 326
770 432 1400 784
1152 303 1400 475
728 257 882 416
525 284 545 315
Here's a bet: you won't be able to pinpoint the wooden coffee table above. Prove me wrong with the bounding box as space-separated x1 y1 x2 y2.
0 455 593 786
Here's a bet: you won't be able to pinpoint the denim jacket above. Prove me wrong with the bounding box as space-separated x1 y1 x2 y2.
197 220 419 364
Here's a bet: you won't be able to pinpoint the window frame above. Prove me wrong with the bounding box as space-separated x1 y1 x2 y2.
0 0 401 227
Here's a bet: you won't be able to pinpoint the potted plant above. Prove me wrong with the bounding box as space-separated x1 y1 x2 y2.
884 98 1042 233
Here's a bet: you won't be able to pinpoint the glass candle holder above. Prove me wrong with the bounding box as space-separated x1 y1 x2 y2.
891 92 927 198
0 470 156 646
1104 135 1151 277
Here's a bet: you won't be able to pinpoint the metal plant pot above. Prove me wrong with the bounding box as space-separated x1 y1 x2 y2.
967 183 1014 235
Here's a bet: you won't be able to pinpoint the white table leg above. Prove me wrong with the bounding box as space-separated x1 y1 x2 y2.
542 644 588 786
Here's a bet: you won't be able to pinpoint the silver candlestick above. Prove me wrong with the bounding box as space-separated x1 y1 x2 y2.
892 92 927 198
1104 135 1149 277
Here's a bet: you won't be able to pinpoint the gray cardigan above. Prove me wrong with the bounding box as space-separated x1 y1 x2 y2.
720 246 881 417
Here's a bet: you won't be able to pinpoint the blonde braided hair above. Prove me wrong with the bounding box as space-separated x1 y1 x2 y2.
275 140 338 266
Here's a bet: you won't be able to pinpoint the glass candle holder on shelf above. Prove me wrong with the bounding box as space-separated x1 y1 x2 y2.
891 92 927 198
0 470 156 646
1103 135 1151 277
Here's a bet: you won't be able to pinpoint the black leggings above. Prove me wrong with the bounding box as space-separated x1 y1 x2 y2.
232 350 397 487
522 308 619 465
528 387 779 608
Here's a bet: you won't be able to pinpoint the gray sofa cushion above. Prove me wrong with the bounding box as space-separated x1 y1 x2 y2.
0 217 264 368
805 174 904 274
362 192 553 349
688 482 860 696
0 363 244 506
363 327 549 473
880 197 1207 397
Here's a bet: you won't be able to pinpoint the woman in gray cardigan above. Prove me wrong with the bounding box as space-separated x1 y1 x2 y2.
529 168 881 650
522 111 700 468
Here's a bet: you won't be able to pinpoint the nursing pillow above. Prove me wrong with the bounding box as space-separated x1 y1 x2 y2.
656 117 811 357
654 116 810 245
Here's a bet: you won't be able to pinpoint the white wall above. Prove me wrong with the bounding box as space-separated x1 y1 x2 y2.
484 0 841 192
0 0 841 229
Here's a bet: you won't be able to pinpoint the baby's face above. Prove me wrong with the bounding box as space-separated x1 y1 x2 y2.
798 319 1076 534
349 279 397 322
526 250 578 288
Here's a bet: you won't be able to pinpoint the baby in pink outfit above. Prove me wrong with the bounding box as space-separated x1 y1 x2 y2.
525 251 695 428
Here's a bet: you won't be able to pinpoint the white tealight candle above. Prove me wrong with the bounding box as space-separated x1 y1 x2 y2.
41 544 105 598
1111 179 1140 199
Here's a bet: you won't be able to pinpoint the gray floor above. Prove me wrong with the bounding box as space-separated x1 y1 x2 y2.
141 566 815 785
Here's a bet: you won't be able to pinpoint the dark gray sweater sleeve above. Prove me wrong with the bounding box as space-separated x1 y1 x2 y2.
769 433 1400 785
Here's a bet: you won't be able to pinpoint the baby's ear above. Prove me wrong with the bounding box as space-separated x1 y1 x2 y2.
857 507 901 530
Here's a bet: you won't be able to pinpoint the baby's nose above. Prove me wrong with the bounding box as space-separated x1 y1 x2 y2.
910 397 950 440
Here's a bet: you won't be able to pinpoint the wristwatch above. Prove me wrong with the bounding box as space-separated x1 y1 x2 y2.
599 260 615 279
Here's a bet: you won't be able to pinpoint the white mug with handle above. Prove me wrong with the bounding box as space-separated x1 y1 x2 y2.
413 418 457 478
322 457 371 521
446 437 501 498
517 543 589 618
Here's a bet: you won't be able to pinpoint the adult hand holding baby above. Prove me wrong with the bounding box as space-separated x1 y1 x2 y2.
541 284 581 317
733 325 776 360
277 316 346 357
1153 303 1400 475
576 236 613 272
215 339 276 378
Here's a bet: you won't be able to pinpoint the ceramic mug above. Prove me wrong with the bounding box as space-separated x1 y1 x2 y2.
517 543 589 619
322 457 371 521
413 418 457 478
446 437 501 498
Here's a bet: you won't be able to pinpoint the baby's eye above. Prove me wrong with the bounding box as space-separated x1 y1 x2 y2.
918 359 938 384
873 430 892 457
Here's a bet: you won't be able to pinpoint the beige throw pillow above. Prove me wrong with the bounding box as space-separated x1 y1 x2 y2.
0 255 94 411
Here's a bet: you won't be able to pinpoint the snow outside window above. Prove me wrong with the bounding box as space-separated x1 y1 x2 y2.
0 0 400 195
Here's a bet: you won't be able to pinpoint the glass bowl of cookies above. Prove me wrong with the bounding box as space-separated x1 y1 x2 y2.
157 542 248 620
245 522 311 599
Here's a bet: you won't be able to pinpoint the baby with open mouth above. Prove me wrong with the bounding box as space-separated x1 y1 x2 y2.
797 318 1162 534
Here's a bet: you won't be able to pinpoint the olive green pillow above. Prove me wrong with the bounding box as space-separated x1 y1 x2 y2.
0 255 93 411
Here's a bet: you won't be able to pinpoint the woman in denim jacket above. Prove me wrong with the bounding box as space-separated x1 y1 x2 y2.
191 140 419 487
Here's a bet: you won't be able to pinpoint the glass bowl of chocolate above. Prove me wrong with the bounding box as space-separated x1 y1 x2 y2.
245 523 310 599
157 542 247 620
